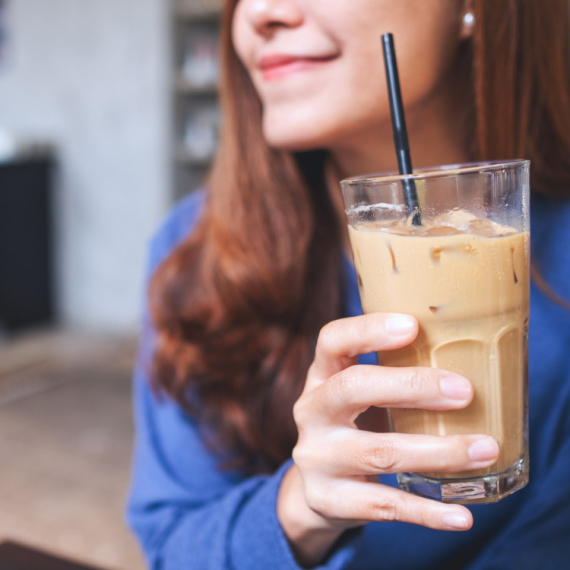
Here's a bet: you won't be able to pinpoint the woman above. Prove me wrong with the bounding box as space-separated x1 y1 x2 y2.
127 0 570 568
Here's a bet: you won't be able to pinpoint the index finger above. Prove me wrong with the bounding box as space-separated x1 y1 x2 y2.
308 313 418 388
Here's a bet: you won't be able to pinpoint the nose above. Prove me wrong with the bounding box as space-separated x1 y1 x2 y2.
245 0 304 36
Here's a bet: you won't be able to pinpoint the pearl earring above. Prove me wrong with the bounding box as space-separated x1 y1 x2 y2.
463 12 475 28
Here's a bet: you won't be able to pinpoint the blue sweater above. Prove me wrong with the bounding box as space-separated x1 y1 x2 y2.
127 191 570 569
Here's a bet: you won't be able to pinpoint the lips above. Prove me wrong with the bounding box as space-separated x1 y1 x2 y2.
259 53 338 80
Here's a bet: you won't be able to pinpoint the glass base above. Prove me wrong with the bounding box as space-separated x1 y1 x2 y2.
397 457 528 504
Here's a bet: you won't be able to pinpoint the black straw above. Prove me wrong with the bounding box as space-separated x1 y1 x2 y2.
381 33 421 226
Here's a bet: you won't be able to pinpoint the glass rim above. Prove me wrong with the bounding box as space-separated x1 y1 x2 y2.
340 159 530 186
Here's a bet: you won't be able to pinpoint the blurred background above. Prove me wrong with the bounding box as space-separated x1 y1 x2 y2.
0 0 222 567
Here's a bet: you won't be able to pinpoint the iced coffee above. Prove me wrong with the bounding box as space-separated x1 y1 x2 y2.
342 160 530 503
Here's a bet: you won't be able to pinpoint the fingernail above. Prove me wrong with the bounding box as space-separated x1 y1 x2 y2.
384 315 415 335
439 375 472 400
443 512 470 530
468 438 499 462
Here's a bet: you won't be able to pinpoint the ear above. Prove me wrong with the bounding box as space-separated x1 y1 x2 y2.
459 0 475 40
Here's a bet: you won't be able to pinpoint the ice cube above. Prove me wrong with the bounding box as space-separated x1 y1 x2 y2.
436 209 478 229
422 226 464 237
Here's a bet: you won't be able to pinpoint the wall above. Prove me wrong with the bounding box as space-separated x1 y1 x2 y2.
0 0 171 331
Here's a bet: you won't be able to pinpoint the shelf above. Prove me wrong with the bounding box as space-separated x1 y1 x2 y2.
175 5 222 22
176 147 215 167
175 76 219 95
172 1 222 197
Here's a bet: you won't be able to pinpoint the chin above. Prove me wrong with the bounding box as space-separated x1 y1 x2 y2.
263 133 322 152
261 108 337 152
262 123 330 152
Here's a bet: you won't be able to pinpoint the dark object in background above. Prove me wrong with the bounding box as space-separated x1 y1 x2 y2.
0 155 55 333
0 541 104 570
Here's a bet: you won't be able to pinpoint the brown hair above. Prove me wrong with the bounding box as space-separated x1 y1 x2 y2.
149 0 570 474
472 0 570 195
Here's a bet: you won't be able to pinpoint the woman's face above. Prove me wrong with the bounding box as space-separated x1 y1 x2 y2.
232 0 469 154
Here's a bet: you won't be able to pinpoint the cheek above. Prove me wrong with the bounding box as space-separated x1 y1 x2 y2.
339 0 462 107
260 62 387 150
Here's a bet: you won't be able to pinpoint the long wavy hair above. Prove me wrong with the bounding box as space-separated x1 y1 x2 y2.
150 0 570 474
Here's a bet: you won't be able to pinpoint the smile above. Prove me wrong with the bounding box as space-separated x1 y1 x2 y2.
259 54 338 81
